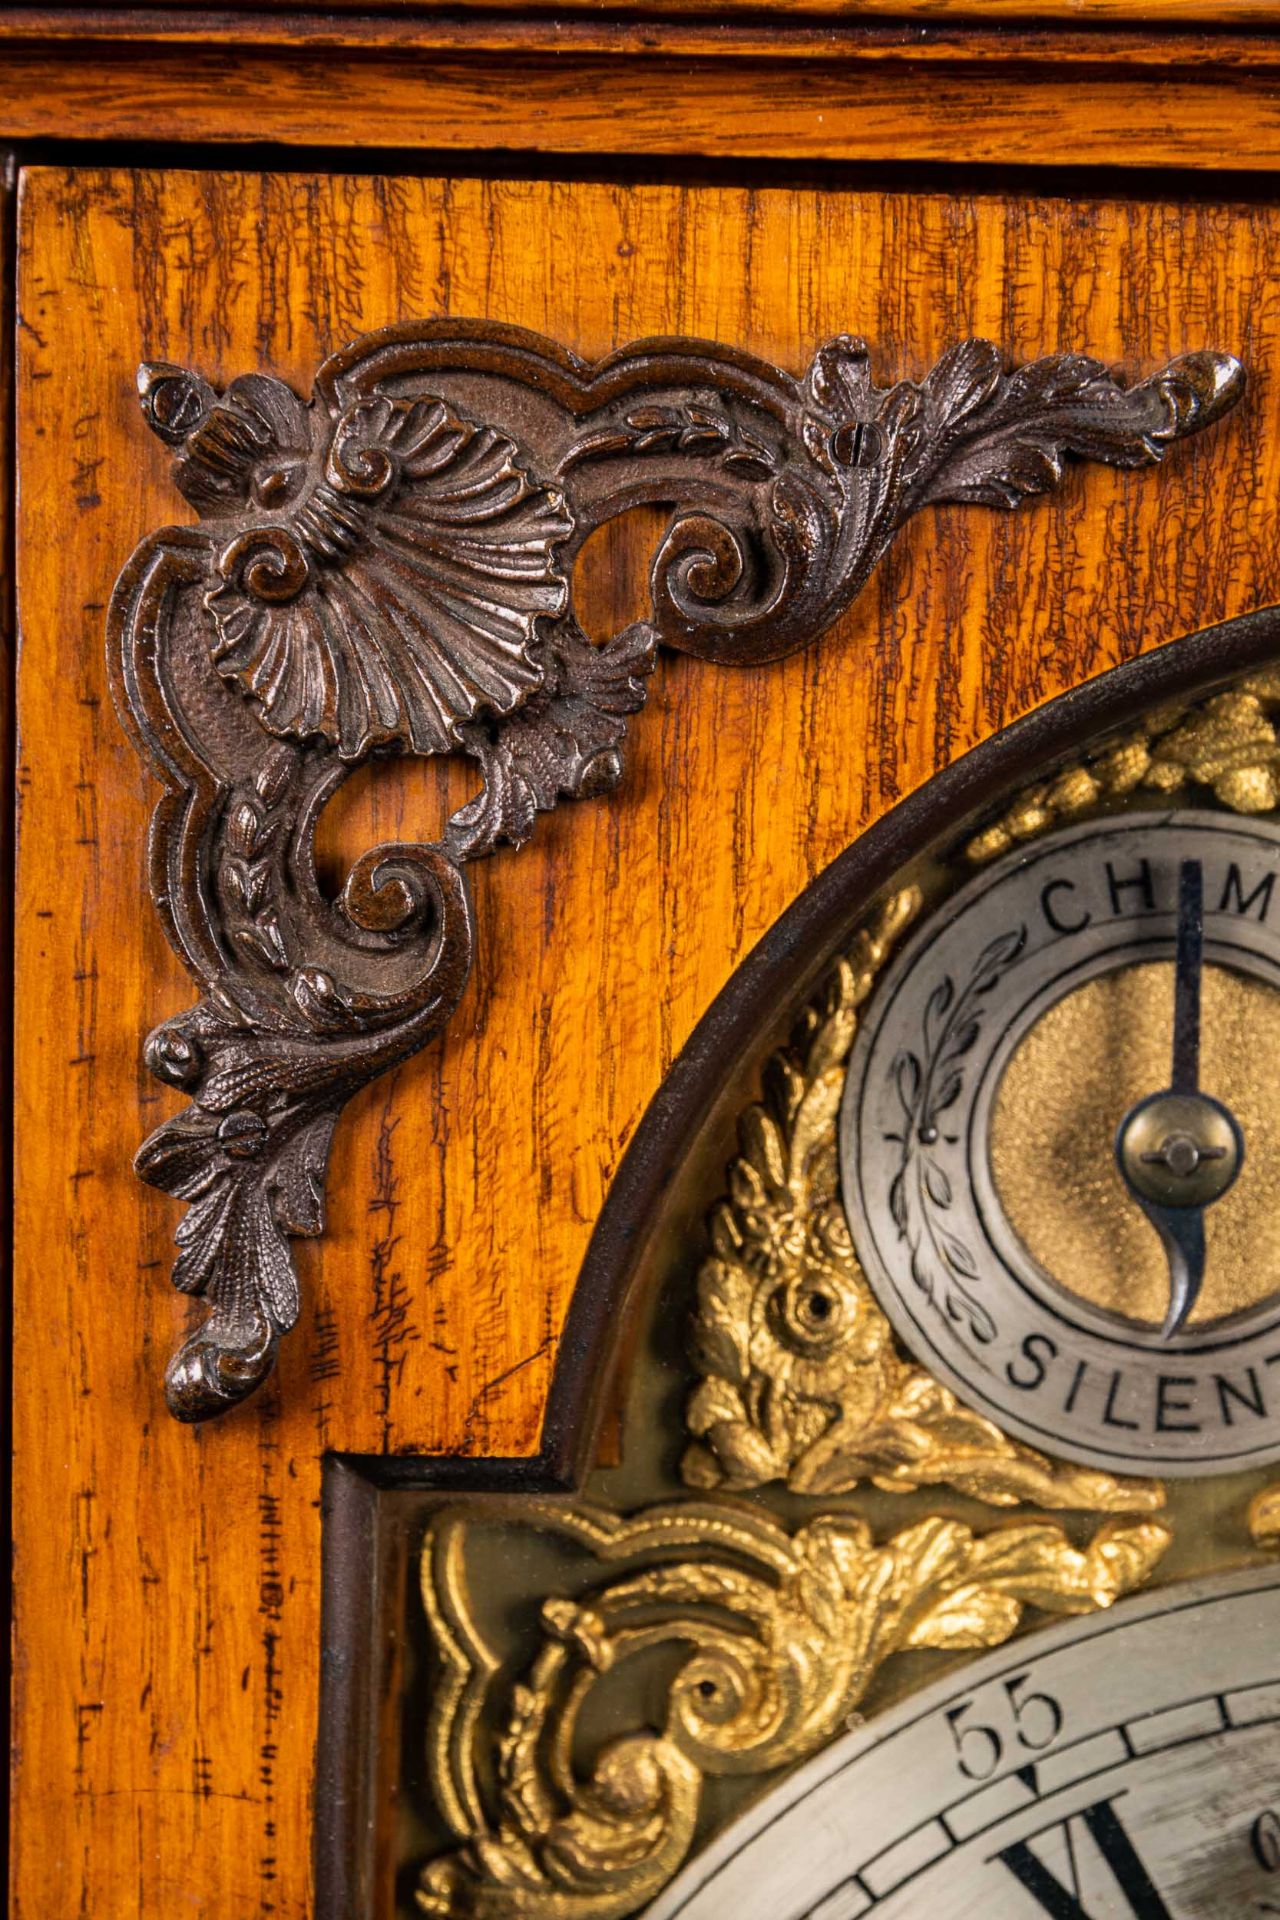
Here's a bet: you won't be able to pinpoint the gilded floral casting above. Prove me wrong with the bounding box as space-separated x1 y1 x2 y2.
680 894 1162 1510
964 672 1280 866
417 1499 1168 1920
413 673 1280 1918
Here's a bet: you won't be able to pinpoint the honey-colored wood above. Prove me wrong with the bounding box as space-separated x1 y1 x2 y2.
5 36 1280 162
7 11 1280 60
14 167 1280 1916
6 1 1280 22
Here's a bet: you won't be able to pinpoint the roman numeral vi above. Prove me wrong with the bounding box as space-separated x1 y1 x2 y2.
997 1796 1173 1918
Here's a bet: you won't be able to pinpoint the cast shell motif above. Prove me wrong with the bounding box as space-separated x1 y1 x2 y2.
158 370 575 759
115 328 1246 1424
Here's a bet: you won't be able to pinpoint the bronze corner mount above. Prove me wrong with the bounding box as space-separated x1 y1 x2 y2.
107 318 1243 1422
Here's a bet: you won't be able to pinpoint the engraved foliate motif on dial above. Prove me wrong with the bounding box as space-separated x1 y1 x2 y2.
841 810 1280 1475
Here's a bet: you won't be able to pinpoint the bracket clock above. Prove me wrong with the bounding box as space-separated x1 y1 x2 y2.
8 19 1280 1920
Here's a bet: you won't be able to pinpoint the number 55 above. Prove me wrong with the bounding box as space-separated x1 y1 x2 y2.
944 1672 1064 1781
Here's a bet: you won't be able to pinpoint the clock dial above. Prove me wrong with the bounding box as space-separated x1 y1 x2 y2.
650 1568 1279 1920
841 810 1280 1475
412 667 1280 1920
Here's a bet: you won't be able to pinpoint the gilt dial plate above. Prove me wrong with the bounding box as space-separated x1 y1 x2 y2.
841 810 1280 1475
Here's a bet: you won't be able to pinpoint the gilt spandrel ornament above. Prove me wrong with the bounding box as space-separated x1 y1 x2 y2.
411 666 1280 1920
416 1496 1168 1920
108 320 1244 1420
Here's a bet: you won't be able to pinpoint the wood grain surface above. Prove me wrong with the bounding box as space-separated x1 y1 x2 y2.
6 0 1280 25
9 10 1280 59
14 167 1280 1916
6 37 1280 163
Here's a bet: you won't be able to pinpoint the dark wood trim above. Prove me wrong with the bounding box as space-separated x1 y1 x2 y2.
4 3 1280 35
17 147 1280 204
314 1452 572 1917
315 1460 383 1920
4 11 1280 58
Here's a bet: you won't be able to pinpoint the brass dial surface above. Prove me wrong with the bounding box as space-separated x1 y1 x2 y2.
991 960 1280 1330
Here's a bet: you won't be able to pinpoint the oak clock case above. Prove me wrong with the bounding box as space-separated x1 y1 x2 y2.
99 313 1280 1915
19 28 1280 1912
402 657 1280 1920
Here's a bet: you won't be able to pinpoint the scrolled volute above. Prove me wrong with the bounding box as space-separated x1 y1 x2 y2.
110 320 1243 1418
416 1498 1169 1919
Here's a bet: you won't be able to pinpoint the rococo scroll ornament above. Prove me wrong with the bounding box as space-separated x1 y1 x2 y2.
417 1499 1168 1920
108 320 1244 1419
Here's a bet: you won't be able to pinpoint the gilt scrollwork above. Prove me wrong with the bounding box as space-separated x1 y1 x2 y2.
680 894 1163 1512
110 321 1243 1418
417 1498 1169 1919
1248 1483 1280 1550
964 670 1280 866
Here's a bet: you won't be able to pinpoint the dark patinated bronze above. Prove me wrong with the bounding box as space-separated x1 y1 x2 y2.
108 319 1244 1420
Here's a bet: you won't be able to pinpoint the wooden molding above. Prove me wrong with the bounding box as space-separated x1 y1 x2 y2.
4 11 1280 161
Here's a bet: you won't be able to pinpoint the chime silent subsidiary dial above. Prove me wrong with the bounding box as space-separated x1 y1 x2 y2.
840 810 1280 1475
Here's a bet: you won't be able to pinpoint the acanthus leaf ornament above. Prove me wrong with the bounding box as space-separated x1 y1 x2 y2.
109 321 1244 1419
681 894 1164 1510
416 1498 1169 1920
963 670 1280 866
1249 1482 1280 1548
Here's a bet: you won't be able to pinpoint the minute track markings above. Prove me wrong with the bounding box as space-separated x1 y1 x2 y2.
652 1574 1280 1920
793 1680 1277 1918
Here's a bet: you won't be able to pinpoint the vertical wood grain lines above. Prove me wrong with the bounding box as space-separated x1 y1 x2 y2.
13 168 1280 1917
